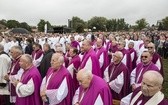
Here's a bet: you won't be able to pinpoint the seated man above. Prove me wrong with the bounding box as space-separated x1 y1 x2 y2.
122 71 168 105
73 70 112 105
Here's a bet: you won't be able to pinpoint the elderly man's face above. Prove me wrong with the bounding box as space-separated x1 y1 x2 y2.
10 48 19 59
117 42 124 50
141 75 160 96
19 57 27 70
50 55 61 70
147 44 155 53
141 52 152 64
77 74 90 89
82 41 89 52
112 53 121 64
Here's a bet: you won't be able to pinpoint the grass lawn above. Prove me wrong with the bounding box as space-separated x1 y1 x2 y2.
162 58 168 99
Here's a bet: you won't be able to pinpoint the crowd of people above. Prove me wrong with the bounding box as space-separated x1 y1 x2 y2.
0 30 168 105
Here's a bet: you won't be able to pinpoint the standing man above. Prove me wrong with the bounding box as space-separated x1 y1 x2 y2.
40 53 74 105
95 38 108 76
0 44 11 105
39 43 54 78
13 54 42 105
79 40 101 77
4 46 23 105
67 47 81 90
32 43 43 68
73 70 112 105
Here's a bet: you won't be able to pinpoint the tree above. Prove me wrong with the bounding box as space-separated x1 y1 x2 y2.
6 20 20 28
162 16 168 30
135 18 148 30
37 19 46 32
0 19 7 26
71 16 86 33
106 19 117 31
20 22 31 31
88 16 107 31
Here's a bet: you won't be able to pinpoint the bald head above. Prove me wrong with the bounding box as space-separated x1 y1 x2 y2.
82 40 92 52
143 71 163 86
77 69 93 89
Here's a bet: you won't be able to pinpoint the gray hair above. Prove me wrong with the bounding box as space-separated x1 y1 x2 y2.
21 54 33 63
11 45 23 54
53 53 64 64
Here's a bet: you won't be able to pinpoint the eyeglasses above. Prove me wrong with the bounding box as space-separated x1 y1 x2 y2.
141 56 148 58
147 47 153 49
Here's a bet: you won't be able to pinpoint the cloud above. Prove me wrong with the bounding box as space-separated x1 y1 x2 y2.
0 0 168 26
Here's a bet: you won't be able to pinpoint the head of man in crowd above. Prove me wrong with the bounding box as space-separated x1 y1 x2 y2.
50 53 64 70
82 40 92 52
19 54 33 70
108 34 115 42
70 36 75 42
55 47 64 55
69 47 78 58
77 69 93 89
128 42 134 49
141 51 152 65
112 51 123 64
143 36 150 48
33 43 41 51
147 42 155 54
117 40 126 50
141 71 163 97
10 46 23 59
96 38 103 48
43 43 51 53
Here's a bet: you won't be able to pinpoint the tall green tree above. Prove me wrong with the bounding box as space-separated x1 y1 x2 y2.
37 19 46 32
6 20 20 28
72 16 86 33
88 16 107 31
135 18 148 30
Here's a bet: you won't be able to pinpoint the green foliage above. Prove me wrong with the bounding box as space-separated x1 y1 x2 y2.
20 22 31 31
0 19 31 31
162 16 168 30
6 20 20 28
88 16 107 31
37 19 53 32
0 19 7 26
37 19 46 32
135 18 148 30
72 16 86 33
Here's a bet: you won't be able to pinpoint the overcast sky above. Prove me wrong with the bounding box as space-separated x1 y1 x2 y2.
0 0 168 26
